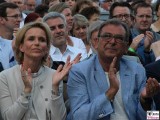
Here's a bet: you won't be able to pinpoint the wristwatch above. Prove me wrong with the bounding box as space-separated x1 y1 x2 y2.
51 89 60 96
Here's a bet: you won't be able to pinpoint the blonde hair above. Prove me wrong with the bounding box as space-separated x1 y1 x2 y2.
73 14 89 27
15 22 52 64
71 14 89 36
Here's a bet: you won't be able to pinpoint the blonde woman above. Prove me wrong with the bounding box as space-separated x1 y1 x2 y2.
72 14 92 57
0 22 74 120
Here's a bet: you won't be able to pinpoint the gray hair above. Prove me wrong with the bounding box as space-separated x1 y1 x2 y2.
87 20 103 53
43 12 67 27
72 14 89 27
87 20 104 43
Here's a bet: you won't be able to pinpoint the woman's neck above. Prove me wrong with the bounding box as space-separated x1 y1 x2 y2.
22 59 41 73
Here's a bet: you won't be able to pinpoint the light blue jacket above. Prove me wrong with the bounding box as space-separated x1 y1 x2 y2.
67 55 146 120
0 37 16 70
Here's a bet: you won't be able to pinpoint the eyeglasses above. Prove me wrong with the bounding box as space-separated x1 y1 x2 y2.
102 0 113 2
113 14 130 20
136 15 152 19
99 33 125 43
6 14 22 19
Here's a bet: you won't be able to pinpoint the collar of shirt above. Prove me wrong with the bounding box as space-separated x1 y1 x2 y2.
156 56 160 61
50 45 74 55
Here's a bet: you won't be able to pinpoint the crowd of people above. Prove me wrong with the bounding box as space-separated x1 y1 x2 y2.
0 0 160 120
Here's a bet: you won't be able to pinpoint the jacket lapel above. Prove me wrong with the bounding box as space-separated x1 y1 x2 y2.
94 56 109 93
119 59 132 115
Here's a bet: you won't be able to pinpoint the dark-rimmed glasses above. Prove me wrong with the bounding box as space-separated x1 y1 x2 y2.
99 33 125 43
6 14 22 19
113 14 130 20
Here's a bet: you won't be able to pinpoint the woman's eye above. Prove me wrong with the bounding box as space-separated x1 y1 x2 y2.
28 37 34 41
39 37 46 42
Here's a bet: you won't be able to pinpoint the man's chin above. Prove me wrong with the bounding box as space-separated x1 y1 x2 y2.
140 26 150 31
105 53 117 59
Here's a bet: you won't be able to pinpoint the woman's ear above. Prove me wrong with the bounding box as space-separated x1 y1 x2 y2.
19 44 24 52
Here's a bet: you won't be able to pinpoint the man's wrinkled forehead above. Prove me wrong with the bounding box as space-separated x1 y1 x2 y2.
9 0 24 3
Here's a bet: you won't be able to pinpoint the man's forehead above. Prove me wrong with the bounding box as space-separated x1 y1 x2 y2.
114 6 130 11
137 7 152 13
6 7 20 13
113 7 131 14
47 19 65 27
48 17 64 23
101 24 126 33
9 0 23 3
6 8 20 12
50 23 64 27
27 0 36 3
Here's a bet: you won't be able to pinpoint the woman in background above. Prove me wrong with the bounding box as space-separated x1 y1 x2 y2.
72 14 92 57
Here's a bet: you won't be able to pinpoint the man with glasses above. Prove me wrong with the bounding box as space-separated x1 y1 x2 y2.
8 0 27 28
0 2 20 71
131 2 160 65
109 2 133 28
67 19 158 120
109 2 144 63
0 2 21 40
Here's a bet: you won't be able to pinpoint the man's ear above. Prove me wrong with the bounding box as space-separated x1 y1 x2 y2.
0 17 5 24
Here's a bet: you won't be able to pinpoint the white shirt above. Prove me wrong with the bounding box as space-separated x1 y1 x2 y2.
49 45 87 62
105 72 128 120
87 48 93 57
20 13 27 28
156 56 160 61
69 36 87 54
